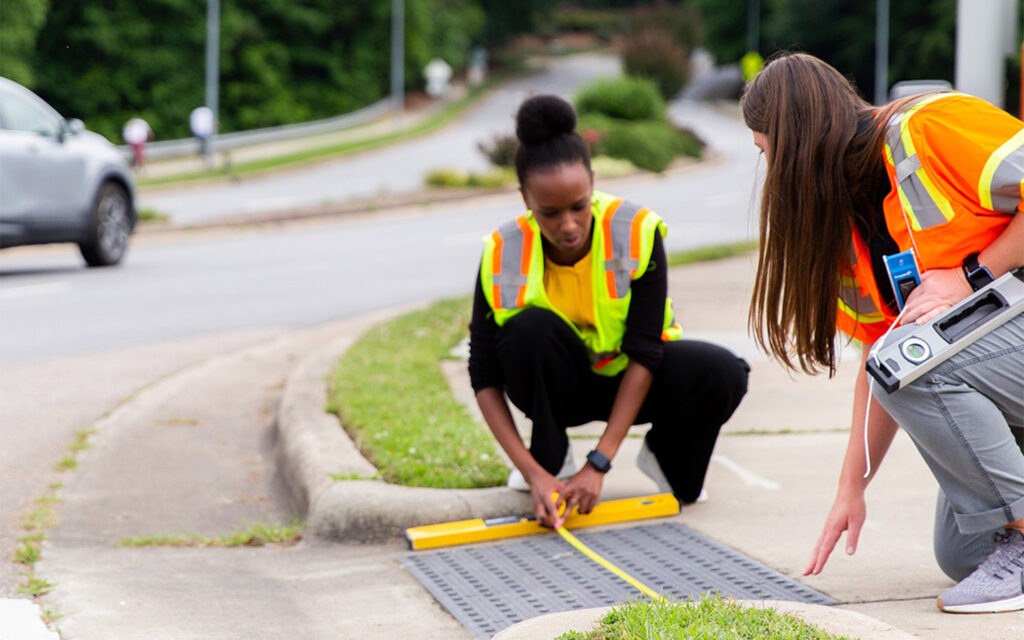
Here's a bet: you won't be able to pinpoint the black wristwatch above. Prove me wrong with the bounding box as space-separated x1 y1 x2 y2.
586 450 612 474
962 253 995 292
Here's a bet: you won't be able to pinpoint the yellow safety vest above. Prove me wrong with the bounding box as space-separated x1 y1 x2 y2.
480 190 682 376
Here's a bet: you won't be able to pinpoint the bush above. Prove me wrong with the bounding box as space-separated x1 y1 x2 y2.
574 76 665 122
579 114 703 173
477 133 518 167
621 28 691 100
425 167 515 188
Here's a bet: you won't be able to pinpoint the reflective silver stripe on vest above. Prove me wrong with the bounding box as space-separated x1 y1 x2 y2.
987 143 1024 213
886 117 950 229
494 219 527 308
606 200 641 298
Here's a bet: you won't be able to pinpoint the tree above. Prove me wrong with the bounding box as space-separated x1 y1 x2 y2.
0 0 51 87
30 0 486 141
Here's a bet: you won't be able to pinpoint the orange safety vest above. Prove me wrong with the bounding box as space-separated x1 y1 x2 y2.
837 93 1024 343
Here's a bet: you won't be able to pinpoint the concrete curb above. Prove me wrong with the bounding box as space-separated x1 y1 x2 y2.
491 601 918 640
275 305 532 543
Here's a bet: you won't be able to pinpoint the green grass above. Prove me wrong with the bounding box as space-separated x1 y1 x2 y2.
138 74 516 189
329 297 508 489
119 520 304 548
13 542 41 565
556 595 851 640
137 207 170 223
666 240 759 268
17 573 54 597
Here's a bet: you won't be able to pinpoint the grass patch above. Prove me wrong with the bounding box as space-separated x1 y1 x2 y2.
137 207 170 223
17 573 54 597
54 456 78 471
13 542 41 565
329 297 508 488
119 519 304 548
666 240 758 267
138 74 517 189
556 594 851 640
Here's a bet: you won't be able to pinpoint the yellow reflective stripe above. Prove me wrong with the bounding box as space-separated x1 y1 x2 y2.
896 109 955 230
837 297 885 324
978 128 1024 211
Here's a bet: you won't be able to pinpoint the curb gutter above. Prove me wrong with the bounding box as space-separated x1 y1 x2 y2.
275 305 531 543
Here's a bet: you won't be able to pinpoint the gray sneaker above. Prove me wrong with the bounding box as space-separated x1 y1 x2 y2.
637 440 708 502
506 449 576 492
938 529 1024 613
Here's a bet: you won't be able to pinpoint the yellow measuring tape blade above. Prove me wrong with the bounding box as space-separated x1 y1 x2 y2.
555 526 665 601
405 493 679 550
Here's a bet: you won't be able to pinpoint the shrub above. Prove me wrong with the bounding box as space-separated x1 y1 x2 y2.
477 133 518 167
621 27 691 100
579 114 703 173
574 76 665 122
425 168 470 187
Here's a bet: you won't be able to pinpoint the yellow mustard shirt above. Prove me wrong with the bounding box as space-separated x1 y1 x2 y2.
543 250 595 330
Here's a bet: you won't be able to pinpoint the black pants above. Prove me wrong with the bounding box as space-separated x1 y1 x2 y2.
496 308 749 503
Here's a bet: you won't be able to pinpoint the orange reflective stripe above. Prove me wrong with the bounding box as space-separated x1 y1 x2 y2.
516 217 533 276
604 270 618 298
629 208 650 270
491 231 504 310
602 198 624 260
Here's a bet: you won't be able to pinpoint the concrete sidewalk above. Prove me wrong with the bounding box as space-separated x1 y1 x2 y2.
35 251 1024 639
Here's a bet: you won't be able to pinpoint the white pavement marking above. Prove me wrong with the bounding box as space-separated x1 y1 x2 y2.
711 454 782 491
0 598 59 640
0 282 71 301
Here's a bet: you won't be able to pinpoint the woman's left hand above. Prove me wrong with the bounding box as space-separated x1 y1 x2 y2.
558 465 605 524
901 267 972 325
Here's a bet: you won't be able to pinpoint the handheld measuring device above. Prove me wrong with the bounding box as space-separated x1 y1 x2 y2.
883 250 921 310
866 267 1024 393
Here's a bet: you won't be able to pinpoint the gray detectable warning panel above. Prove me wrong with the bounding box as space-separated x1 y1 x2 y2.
400 522 835 639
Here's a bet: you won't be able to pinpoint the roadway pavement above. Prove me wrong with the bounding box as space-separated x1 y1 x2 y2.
28 252 1024 639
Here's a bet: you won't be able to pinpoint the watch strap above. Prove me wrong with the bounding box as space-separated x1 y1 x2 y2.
962 253 994 291
586 449 612 473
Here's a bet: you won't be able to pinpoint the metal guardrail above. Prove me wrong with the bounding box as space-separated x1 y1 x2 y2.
120 98 392 161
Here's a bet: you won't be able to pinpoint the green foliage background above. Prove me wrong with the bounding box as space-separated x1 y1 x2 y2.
8 0 485 141
1 0 1017 145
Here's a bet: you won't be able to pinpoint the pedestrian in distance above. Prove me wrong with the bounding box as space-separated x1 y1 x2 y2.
741 52 1024 613
468 94 750 530
122 117 152 167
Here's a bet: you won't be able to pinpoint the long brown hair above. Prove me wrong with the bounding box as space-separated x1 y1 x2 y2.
741 53 889 375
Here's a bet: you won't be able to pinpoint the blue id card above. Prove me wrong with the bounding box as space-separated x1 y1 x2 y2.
883 250 920 310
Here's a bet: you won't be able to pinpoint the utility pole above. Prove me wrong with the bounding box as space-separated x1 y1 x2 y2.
391 0 405 130
205 0 220 167
874 0 889 104
747 0 759 53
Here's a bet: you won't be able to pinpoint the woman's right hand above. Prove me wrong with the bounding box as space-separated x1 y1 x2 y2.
528 469 567 529
804 488 867 575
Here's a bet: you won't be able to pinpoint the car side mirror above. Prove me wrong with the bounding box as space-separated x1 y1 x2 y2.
65 118 85 137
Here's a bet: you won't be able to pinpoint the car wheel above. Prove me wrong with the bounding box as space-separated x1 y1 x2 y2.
80 182 132 267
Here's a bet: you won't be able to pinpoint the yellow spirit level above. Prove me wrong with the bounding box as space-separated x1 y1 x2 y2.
405 493 680 550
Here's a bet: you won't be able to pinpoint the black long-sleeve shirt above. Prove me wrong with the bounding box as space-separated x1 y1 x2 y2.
468 232 669 393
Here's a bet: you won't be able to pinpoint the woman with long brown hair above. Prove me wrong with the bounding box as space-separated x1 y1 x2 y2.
742 52 1024 613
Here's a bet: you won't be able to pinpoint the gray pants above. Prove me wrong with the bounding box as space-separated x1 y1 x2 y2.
873 312 1024 581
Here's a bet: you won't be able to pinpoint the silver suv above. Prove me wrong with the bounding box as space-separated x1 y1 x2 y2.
0 77 137 266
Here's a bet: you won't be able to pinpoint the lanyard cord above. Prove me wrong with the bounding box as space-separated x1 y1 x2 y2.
861 304 911 479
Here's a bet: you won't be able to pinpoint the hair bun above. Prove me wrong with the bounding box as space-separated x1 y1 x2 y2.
515 94 577 146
